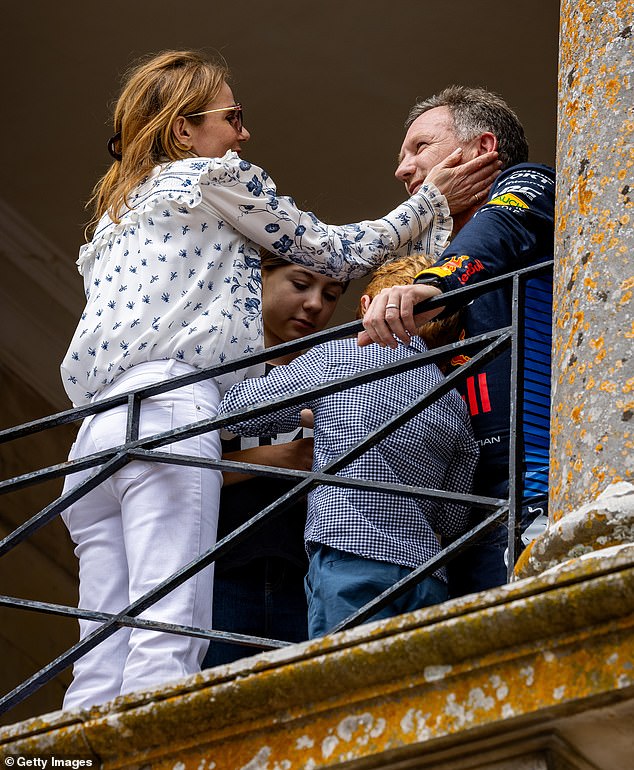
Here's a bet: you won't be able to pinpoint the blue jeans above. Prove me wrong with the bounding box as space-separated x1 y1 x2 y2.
305 545 448 639
202 557 308 668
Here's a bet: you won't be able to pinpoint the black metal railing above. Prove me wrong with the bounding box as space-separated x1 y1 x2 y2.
0 261 552 718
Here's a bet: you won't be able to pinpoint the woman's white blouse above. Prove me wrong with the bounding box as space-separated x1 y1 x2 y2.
61 152 451 405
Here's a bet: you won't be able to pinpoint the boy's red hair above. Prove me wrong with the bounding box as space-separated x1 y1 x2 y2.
358 254 462 350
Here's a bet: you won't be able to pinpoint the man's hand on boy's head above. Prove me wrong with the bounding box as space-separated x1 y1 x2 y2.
357 283 444 348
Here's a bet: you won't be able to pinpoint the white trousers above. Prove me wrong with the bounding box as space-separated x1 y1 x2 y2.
61 360 222 710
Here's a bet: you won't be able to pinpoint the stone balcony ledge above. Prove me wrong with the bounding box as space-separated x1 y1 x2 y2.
2 547 633 769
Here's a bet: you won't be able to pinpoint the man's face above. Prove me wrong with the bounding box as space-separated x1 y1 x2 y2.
395 106 466 195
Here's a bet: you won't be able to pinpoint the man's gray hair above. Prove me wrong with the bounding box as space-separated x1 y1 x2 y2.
406 85 529 169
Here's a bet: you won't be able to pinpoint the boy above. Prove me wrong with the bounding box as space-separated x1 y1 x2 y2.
218 256 478 638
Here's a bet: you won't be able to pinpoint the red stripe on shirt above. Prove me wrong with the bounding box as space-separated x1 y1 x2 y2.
478 373 492 413
466 376 479 416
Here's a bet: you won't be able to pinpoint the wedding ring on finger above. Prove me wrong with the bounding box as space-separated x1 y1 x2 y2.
386 303 400 310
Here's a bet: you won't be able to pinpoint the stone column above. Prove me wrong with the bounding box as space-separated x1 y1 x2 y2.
517 0 633 576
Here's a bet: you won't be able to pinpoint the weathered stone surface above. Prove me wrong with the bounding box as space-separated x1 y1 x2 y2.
550 0 633 520
1 553 633 769
521 0 632 585
516 482 634 577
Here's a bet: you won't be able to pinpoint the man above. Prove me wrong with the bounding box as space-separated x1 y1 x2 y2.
360 86 555 596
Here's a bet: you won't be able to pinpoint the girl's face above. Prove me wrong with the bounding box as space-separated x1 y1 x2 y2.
184 81 250 158
262 264 345 347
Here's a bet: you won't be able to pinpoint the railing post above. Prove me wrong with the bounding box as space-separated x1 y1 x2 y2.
505 273 525 577
516 0 634 577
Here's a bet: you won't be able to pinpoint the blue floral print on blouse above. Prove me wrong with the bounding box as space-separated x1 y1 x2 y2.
61 152 451 406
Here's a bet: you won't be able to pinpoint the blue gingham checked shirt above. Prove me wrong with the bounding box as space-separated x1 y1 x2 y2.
219 337 479 577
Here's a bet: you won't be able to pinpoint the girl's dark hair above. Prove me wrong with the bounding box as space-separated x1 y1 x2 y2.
260 249 349 293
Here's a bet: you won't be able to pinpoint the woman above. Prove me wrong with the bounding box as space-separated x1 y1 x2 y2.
204 252 347 667
59 49 499 709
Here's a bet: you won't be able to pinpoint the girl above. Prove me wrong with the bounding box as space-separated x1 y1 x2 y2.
204 252 348 666
59 49 498 709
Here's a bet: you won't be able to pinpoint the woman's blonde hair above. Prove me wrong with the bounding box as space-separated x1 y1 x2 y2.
358 254 463 350
88 50 228 233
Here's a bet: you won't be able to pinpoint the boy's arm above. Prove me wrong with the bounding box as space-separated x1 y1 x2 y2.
219 348 323 437
222 438 314 486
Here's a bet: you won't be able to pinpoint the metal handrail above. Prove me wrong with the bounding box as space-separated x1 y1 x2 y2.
0 261 553 717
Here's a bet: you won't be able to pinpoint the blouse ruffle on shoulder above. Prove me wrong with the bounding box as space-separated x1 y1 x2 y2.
76 152 241 277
